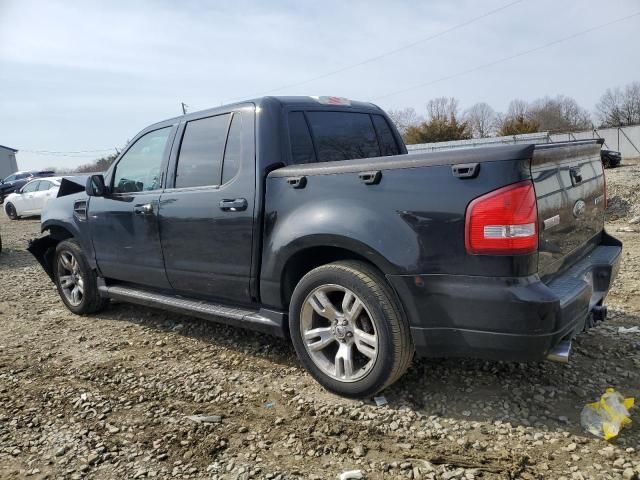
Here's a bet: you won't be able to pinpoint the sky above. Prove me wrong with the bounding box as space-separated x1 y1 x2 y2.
0 0 639 170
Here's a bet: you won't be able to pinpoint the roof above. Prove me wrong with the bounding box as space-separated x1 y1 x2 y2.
147 96 382 130
0 144 18 152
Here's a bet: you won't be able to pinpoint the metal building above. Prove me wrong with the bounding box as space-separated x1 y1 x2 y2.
0 144 19 179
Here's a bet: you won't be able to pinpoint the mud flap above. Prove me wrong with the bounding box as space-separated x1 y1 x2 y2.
27 235 58 281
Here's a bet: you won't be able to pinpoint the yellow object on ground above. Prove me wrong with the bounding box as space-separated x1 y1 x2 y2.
580 388 635 440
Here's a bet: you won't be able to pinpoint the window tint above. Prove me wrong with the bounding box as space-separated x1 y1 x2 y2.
37 181 51 191
372 115 400 156
306 112 380 163
288 112 316 164
113 127 172 193
175 114 230 188
22 181 40 193
222 113 242 184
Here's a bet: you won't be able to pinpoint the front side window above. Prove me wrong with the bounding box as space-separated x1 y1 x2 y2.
175 114 230 189
3 174 16 182
37 181 51 191
112 127 172 194
22 181 40 193
306 112 380 163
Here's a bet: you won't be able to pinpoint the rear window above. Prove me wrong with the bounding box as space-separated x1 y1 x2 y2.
372 115 400 156
289 112 316 164
306 112 380 162
288 111 401 164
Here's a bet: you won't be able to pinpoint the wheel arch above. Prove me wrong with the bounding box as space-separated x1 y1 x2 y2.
275 237 396 310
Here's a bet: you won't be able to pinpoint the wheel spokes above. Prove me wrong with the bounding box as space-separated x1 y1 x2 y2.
353 328 377 359
59 253 73 271
342 291 364 322
59 275 74 289
335 342 354 380
308 290 339 321
71 286 82 304
304 327 335 352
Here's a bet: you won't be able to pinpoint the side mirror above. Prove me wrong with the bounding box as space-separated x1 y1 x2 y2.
86 174 106 197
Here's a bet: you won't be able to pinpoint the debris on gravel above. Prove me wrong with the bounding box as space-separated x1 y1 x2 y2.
0 160 639 479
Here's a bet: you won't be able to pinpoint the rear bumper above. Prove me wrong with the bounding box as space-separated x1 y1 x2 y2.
387 234 622 361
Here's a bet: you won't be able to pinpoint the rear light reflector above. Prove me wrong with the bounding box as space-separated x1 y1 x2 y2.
465 180 538 255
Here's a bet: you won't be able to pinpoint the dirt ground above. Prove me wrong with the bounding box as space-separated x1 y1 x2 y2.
1 162 639 480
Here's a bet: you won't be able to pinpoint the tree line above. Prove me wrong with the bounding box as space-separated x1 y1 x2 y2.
388 81 640 144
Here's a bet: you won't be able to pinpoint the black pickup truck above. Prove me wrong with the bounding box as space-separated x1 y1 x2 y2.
29 96 621 397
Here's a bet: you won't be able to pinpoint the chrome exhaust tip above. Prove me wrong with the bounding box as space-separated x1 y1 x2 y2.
546 340 571 363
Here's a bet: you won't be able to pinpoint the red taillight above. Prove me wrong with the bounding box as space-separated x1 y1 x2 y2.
465 180 538 255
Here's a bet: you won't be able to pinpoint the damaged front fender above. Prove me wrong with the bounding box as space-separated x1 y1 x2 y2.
27 235 59 281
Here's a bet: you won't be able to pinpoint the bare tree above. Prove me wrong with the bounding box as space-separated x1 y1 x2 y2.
596 81 640 126
528 95 592 132
464 102 496 138
497 99 539 136
426 97 459 122
404 97 470 144
386 107 423 136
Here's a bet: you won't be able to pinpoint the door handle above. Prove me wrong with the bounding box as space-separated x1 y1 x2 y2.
133 203 154 215
219 198 248 212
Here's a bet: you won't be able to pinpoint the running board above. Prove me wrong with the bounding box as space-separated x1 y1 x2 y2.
98 284 285 337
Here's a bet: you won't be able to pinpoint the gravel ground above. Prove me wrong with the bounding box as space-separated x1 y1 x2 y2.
1 162 639 480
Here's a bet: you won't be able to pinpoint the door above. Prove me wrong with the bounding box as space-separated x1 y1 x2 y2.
33 180 56 213
19 180 41 213
89 126 175 288
158 107 256 304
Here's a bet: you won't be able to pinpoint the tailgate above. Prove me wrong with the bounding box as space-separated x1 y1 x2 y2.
532 141 606 278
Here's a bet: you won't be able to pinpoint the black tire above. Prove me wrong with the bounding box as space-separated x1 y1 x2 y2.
53 239 107 315
5 202 18 220
289 260 413 398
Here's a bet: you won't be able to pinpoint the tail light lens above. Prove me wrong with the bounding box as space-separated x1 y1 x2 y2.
465 180 538 255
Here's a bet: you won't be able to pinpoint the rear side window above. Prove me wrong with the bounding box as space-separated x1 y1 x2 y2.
288 112 316 164
372 115 400 156
175 114 230 188
221 113 242 184
306 112 380 163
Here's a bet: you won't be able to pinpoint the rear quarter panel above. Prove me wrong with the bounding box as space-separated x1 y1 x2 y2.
260 148 537 309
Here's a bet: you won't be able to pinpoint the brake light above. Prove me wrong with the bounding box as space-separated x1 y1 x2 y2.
465 180 538 255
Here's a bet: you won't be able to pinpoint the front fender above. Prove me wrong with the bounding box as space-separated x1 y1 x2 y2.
30 193 97 277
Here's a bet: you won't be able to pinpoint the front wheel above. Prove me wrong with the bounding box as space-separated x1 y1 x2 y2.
54 239 107 314
5 202 18 220
289 261 413 398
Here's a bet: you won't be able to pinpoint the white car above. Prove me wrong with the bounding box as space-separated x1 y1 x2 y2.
4 177 61 219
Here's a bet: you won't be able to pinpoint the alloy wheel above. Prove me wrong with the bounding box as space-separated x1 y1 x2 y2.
300 284 379 382
57 251 84 306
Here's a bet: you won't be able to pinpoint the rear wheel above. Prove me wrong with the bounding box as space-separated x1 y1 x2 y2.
5 202 18 220
54 239 107 314
289 261 413 398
